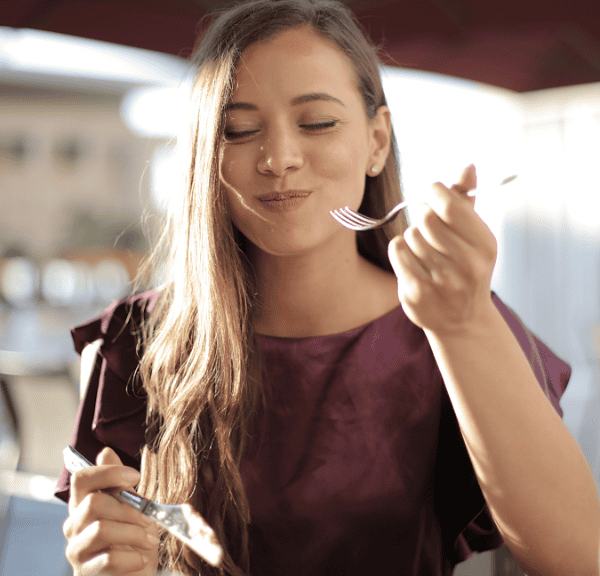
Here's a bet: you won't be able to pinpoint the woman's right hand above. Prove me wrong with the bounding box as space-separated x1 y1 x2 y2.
63 447 160 575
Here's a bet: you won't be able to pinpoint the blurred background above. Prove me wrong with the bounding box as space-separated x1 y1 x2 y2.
0 1 599 575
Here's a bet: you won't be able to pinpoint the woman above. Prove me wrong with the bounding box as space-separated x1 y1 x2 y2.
56 1 600 575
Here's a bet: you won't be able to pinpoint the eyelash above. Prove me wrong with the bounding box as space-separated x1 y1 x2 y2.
224 120 339 141
302 120 339 131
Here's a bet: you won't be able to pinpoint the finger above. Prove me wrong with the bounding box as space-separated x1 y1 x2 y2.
388 235 430 294
96 448 148 500
423 182 492 249
450 163 477 210
79 549 149 576
96 446 123 466
69 465 141 512
67 519 158 569
81 519 158 555
67 491 153 539
412 204 479 263
402 223 450 274
63 514 75 540
403 223 470 294
427 180 476 226
425 163 476 226
452 163 477 196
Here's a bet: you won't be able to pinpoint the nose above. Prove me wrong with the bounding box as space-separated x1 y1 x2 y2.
257 126 303 177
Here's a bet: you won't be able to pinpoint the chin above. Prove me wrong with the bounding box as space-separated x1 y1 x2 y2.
234 214 348 260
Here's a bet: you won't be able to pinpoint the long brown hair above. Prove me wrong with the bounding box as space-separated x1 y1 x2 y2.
137 1 407 574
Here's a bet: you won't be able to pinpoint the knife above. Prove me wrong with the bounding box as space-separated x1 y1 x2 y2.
63 446 223 568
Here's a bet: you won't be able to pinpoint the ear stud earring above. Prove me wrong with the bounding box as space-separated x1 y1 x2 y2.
370 165 378 174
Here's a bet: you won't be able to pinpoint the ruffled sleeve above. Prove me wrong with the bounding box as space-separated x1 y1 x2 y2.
435 291 571 568
54 290 159 504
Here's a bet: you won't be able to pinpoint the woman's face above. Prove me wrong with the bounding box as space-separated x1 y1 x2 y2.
220 25 390 258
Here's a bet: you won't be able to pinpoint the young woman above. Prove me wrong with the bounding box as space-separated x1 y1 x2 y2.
56 1 600 575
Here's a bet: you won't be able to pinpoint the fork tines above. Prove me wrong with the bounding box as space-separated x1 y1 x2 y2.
330 208 378 230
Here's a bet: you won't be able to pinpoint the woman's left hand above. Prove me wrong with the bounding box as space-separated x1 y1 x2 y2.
387 164 498 336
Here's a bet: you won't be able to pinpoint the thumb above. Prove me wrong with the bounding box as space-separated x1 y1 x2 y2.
452 163 477 206
96 446 123 467
95 447 142 494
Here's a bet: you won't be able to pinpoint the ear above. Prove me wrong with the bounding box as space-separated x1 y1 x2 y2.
366 105 392 177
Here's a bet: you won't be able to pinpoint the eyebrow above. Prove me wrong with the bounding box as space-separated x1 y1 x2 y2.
225 92 345 112
291 92 345 106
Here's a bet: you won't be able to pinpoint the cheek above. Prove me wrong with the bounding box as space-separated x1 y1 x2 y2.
311 139 368 202
220 153 250 228
221 150 251 190
220 153 274 242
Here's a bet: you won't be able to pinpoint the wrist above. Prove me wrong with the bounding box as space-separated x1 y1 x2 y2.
423 295 498 343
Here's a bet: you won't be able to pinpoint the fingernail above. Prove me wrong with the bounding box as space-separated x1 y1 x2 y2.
147 532 160 544
122 469 141 482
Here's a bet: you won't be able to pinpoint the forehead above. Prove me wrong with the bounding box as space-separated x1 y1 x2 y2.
232 26 359 101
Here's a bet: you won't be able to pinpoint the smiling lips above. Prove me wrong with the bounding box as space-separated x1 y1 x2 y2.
256 190 312 212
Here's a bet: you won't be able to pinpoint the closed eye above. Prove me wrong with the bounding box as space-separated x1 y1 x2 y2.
224 120 339 142
301 120 339 131
223 129 259 142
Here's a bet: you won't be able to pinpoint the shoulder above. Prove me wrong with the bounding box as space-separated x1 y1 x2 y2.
103 288 160 326
73 290 159 349
71 289 161 384
56 292 160 503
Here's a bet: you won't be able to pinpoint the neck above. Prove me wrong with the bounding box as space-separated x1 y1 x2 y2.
248 234 399 338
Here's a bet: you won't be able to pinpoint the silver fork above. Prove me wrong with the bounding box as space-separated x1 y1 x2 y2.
330 175 517 231
63 446 223 567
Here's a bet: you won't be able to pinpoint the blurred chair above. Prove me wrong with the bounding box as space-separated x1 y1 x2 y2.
0 375 20 523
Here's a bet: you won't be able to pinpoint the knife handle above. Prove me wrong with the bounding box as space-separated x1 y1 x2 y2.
63 446 94 472
62 446 149 513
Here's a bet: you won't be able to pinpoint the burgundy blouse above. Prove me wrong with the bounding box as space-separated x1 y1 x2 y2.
55 290 570 576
